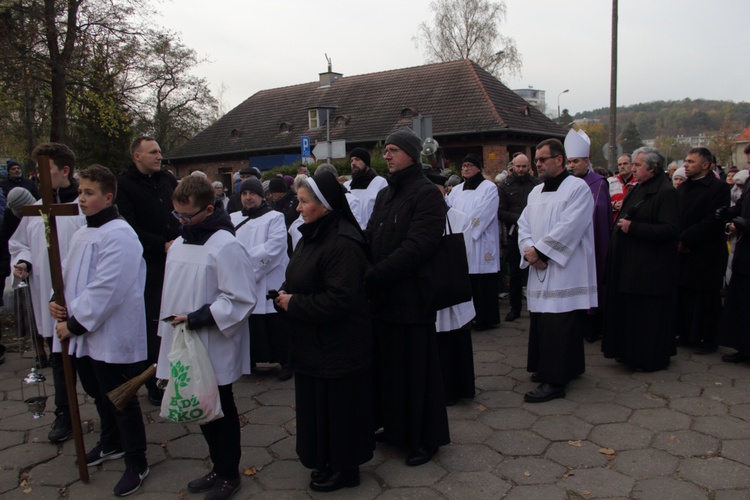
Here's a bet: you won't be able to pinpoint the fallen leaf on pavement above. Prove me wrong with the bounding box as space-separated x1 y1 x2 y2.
599 448 615 455
568 440 582 447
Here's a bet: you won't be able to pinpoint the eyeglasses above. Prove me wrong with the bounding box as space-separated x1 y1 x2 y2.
382 147 403 157
171 205 207 222
535 155 560 164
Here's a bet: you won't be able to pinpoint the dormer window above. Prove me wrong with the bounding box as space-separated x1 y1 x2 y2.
308 110 319 129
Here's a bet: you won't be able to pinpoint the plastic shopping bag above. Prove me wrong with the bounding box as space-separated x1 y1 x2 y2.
160 323 223 424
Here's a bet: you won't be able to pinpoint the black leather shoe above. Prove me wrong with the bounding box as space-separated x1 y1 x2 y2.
48 411 72 443
524 383 565 403
187 471 217 493
205 477 241 500
722 352 749 363
505 310 520 322
310 467 331 482
405 447 435 466
309 470 360 492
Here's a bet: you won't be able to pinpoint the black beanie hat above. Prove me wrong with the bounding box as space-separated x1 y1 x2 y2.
463 153 483 170
349 147 371 167
268 177 288 194
7 160 20 169
240 178 264 198
385 127 423 166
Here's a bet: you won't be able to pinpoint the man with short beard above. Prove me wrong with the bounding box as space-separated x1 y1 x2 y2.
344 148 387 229
1 161 39 199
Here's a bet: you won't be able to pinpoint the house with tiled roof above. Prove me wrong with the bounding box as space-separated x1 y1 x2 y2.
733 125 750 168
166 59 565 184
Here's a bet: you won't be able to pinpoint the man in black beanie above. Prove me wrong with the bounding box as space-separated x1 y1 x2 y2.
269 176 299 229
344 147 387 229
366 127 450 467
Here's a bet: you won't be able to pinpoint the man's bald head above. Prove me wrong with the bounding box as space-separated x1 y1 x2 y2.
511 154 531 177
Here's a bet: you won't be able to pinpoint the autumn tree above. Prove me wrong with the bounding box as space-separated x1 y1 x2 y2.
414 0 522 80
619 121 643 155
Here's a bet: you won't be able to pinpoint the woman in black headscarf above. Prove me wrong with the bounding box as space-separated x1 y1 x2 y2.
274 171 373 492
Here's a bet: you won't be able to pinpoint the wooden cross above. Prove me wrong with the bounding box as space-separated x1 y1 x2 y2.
21 155 88 482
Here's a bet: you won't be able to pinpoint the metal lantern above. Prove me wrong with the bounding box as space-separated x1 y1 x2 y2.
22 367 48 419
15 279 48 418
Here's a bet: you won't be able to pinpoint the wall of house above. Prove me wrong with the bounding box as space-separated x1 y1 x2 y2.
483 145 508 179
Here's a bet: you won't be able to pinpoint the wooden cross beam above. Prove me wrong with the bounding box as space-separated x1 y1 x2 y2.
21 155 88 483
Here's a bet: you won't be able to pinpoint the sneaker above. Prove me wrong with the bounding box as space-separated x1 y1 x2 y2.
48 411 72 443
113 466 149 497
85 442 125 466
205 477 241 500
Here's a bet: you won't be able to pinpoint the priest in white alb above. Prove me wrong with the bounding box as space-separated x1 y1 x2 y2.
517 138 597 403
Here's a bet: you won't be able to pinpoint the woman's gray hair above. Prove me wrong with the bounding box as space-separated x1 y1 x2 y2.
296 179 322 205
632 147 665 174
315 163 338 177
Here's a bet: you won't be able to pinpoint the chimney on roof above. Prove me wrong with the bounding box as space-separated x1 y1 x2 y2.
319 54 342 88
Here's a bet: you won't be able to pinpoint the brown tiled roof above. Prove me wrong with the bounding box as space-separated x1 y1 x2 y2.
735 125 750 143
167 59 564 160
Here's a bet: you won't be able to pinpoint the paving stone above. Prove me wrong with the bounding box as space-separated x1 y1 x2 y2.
630 408 692 432
669 396 728 416
240 423 289 447
495 456 566 485
0 484 62 499
720 439 750 467
522 397 579 416
448 419 494 444
680 372 733 388
611 448 678 478
433 471 511 499
507 367 536 382
0 411 53 432
446 399 486 420
0 468 18 493
652 430 719 458
140 458 207 493
235 396 260 414
475 390 523 409
241 446 274 469
268 435 298 460
531 415 592 441
679 457 750 489
436 443 502 472
588 423 653 451
254 459 311 490
565 387 616 404
375 458 446 487
613 390 667 409
479 407 538 430
503 484 568 500
375 487 442 499
0 400 28 420
0 430 25 451
254 389 295 407
485 430 548 456
544 440 609 468
473 350 502 363
474 375 516 391
475 362 513 377
715 490 750 500
241 489 312 500
244 405 296 425
708 362 750 379
574 402 631 424
0 442 59 469
632 477 709 500
558 467 635 497
166 433 209 459
729 403 750 420
704 385 750 405
144 421 189 444
597 377 645 393
647 380 701 399
693 415 750 439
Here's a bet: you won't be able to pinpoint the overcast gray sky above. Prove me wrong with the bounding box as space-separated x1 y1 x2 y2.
156 0 749 117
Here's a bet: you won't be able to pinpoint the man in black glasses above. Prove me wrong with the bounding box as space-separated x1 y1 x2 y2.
116 136 180 405
516 138 598 403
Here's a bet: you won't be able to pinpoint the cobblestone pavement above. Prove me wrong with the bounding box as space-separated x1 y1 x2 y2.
1 313 749 499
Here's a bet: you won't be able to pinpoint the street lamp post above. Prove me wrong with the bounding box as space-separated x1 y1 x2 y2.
557 89 569 119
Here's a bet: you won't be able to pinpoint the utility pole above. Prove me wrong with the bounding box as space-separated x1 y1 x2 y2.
608 0 618 173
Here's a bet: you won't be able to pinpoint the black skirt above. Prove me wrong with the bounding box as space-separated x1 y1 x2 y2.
718 272 750 354
469 273 501 327
294 371 374 471
249 313 289 364
436 324 476 403
527 310 586 385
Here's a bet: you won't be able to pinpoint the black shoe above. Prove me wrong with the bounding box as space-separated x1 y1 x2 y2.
405 447 435 466
524 383 566 403
310 470 360 492
504 310 520 322
113 466 149 496
722 352 749 363
188 471 218 493
530 373 540 383
48 411 72 443
204 477 241 500
310 467 331 482
277 365 293 381
146 383 163 406
83 442 125 466
694 344 717 355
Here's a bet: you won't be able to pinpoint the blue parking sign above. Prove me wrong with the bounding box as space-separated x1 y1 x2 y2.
301 136 311 157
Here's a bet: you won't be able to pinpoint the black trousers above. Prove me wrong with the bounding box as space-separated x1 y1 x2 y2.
506 234 528 313
74 355 147 470
469 273 500 327
45 337 73 412
200 384 241 480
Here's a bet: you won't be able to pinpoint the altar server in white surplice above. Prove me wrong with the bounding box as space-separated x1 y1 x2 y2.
230 177 292 380
517 138 597 404
446 153 500 331
156 176 256 497
344 148 388 229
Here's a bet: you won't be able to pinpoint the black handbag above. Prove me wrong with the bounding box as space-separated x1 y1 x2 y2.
419 216 473 311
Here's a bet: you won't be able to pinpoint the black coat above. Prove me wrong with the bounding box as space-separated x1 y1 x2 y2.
727 182 750 276
273 191 299 229
605 173 679 296
365 164 445 324
116 164 180 289
677 174 731 291
280 212 371 378
497 173 540 231
0 177 39 200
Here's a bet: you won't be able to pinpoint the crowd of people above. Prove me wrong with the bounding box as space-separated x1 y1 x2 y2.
2 128 748 498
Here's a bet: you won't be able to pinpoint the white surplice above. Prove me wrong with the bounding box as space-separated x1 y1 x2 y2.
64 219 147 364
230 210 288 314
344 176 388 230
436 208 476 332
517 175 598 313
9 199 86 350
156 230 257 385
446 178 501 274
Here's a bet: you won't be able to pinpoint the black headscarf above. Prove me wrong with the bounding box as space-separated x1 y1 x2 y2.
305 171 366 244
